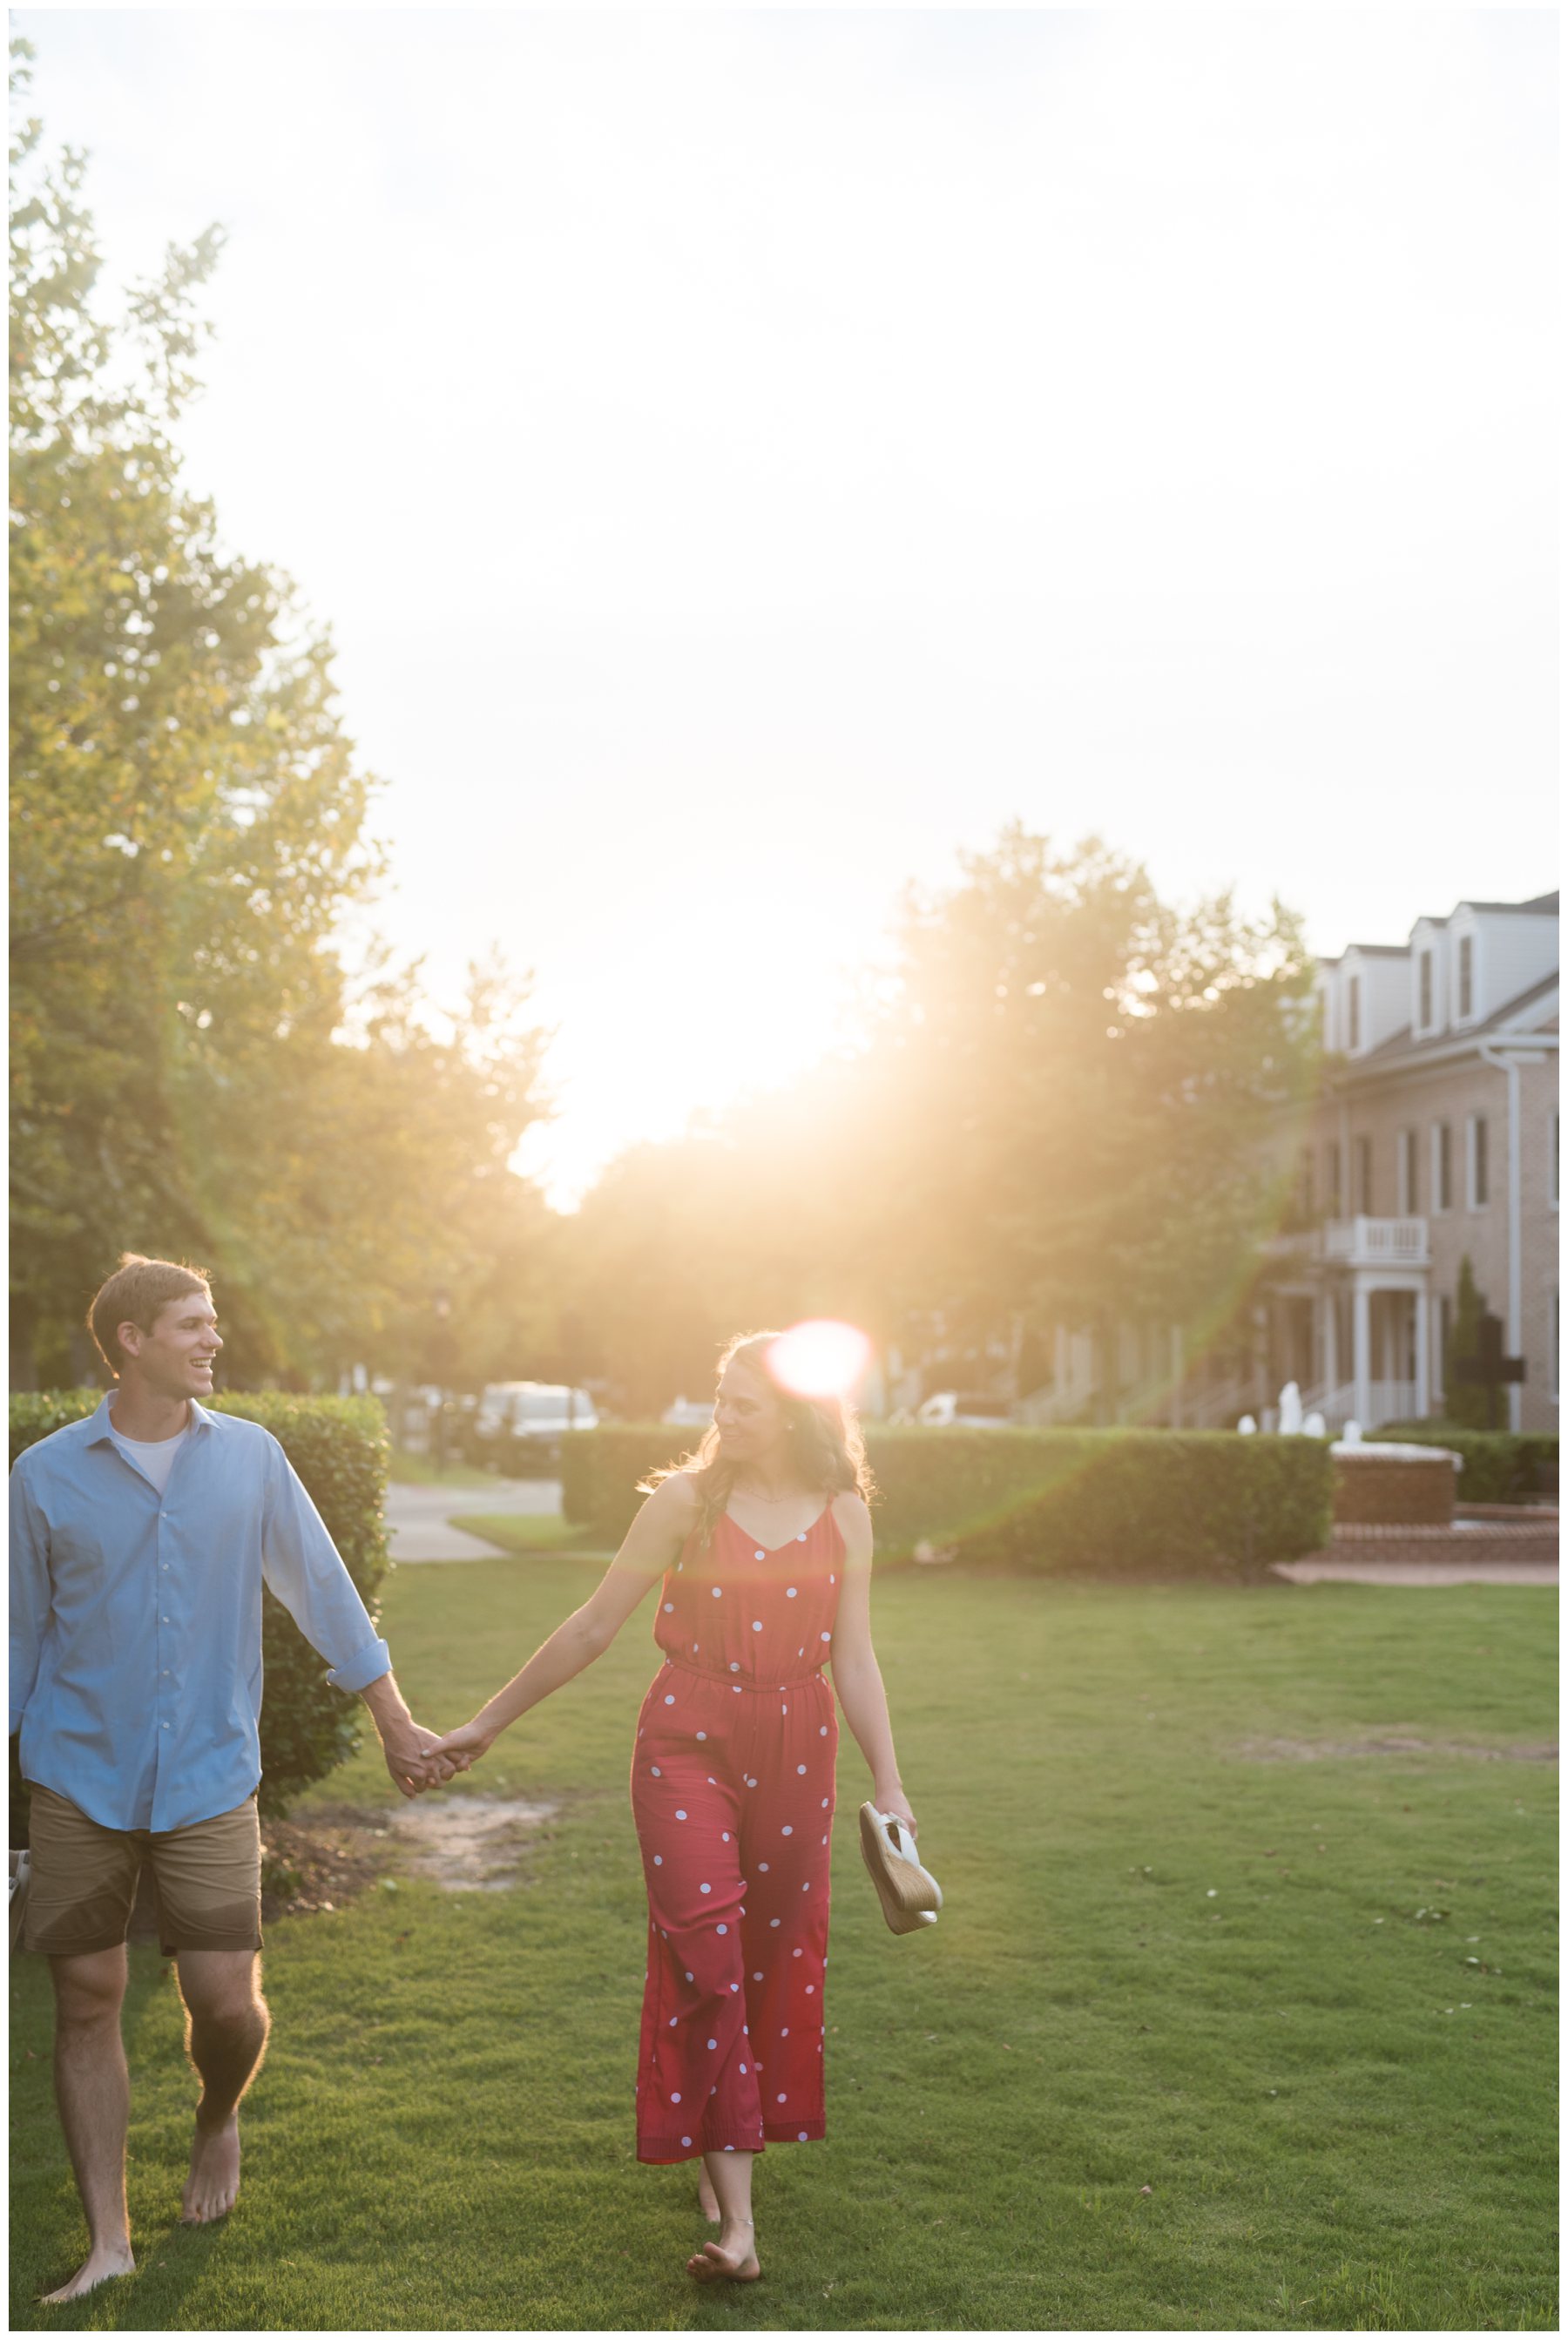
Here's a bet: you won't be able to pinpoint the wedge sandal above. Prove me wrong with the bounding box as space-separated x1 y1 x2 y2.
859 1803 942 1936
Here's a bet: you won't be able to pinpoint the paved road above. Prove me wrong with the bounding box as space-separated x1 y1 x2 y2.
387 1477 562 1563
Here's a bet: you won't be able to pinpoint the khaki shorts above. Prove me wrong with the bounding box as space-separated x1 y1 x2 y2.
23 1784 263 1961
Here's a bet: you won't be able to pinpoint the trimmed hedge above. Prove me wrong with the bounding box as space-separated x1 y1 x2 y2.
10 1390 389 1821
561 1422 1334 1579
1369 1423 1558 1505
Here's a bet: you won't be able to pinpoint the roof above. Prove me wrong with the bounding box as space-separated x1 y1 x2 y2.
1341 968 1560 1078
1454 892 1558 916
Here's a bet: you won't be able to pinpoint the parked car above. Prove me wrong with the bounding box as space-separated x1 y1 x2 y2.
662 1396 716 1428
475 1382 599 1467
915 1390 1015 1430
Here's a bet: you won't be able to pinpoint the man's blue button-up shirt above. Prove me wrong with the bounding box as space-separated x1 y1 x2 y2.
10 1394 391 1833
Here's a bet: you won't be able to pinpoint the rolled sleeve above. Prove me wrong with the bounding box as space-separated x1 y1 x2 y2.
10 1463 51 1735
324 1633 393 1695
260 1439 392 1694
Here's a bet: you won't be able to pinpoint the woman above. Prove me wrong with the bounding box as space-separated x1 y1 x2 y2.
434 1330 916 2283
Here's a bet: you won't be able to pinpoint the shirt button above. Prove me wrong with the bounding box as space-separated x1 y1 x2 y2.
160 1615 169 1624
161 1721 170 1730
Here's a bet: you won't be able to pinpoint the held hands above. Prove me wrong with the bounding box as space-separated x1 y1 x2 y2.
378 1719 463 1800
429 1717 495 1771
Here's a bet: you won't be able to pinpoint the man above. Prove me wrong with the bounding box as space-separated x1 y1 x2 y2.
10 1254 455 2303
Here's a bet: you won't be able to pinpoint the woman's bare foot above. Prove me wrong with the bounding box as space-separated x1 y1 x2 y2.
40 2242 136 2303
181 2110 241 2223
697 2168 721 2224
686 2218 760 2283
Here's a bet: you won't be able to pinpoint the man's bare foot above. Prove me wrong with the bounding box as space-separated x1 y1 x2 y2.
697 2168 721 2224
686 2220 760 2283
40 2242 135 2303
182 2110 241 2223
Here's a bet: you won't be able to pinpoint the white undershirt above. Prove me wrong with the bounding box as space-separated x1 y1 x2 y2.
108 1418 191 1496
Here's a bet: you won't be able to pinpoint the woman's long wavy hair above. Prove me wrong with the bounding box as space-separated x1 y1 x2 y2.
642 1329 876 1551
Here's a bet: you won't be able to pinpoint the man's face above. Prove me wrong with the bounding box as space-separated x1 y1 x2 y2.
118 1291 222 1401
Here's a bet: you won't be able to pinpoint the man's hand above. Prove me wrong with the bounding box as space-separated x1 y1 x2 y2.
378 1717 457 1799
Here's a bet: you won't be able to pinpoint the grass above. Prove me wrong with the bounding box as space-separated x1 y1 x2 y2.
460 1512 609 1556
386 1451 498 1490
10 1563 1558 2330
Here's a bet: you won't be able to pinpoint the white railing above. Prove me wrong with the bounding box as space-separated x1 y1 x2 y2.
1321 1216 1429 1267
1015 1381 1097 1427
1303 1379 1419 1432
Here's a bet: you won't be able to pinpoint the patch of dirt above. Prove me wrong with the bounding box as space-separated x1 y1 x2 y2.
1232 1734 1558 1765
260 1802 398 1921
386 1792 562 1891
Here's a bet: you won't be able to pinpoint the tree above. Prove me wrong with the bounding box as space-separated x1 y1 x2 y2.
9 47 550 1387
841 828 1320 1408
1443 1254 1491 1431
555 827 1319 1418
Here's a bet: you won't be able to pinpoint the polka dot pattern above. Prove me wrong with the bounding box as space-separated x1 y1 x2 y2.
631 1500 843 2166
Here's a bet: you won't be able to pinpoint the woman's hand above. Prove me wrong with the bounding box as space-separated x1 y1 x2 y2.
431 1718 496 1771
875 1783 916 1840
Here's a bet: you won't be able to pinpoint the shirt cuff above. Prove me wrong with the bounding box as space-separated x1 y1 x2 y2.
326 1637 392 1695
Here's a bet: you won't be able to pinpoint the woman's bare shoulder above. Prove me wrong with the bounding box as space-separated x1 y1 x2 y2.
645 1469 702 1519
828 1487 873 1545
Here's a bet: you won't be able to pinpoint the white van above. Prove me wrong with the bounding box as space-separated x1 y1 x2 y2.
476 1382 599 1461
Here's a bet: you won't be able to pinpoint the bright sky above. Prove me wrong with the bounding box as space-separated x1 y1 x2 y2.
19 10 1558 1204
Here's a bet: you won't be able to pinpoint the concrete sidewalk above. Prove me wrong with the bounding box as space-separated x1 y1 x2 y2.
1274 1555 1557 1587
387 1477 562 1563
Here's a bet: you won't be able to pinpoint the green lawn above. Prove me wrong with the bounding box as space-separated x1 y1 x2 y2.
386 1451 497 1490
461 1512 608 1556
10 1564 1557 2331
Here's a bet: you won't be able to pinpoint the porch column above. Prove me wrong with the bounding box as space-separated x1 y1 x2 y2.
1323 1288 1339 1393
1414 1286 1430 1421
1352 1278 1372 1428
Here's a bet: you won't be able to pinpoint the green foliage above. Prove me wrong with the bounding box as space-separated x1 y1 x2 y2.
1443 1254 1493 1431
10 1390 389 1818
1370 1422 1558 1504
562 1422 1332 1575
8 49 551 1390
558 829 1321 1418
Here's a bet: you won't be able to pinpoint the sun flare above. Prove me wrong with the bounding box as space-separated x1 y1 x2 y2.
766 1319 873 1401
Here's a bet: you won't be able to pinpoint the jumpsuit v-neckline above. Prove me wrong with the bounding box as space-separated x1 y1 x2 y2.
630 1500 844 2163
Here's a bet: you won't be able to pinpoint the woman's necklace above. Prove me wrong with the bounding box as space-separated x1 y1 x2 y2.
731 1478 800 1504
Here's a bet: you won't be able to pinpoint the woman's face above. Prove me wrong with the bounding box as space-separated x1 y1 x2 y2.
713 1362 792 1466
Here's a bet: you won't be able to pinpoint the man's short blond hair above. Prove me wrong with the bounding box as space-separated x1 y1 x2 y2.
88 1254 212 1374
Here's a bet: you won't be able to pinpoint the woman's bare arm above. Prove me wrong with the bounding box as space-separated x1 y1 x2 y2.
826 1492 916 1835
434 1473 700 1762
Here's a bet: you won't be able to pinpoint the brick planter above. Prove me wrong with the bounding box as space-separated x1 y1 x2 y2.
1331 1447 1460 1526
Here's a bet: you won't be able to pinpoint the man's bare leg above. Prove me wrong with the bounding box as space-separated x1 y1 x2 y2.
175 1950 270 2224
687 2150 760 2282
42 1947 137 2303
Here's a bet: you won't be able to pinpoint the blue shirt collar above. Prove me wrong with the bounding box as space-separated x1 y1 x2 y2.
85 1391 215 1444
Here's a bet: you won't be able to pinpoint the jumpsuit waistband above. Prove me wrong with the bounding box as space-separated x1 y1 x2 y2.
659 1656 827 1694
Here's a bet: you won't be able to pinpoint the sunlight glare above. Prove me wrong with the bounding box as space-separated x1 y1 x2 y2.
767 1319 873 1400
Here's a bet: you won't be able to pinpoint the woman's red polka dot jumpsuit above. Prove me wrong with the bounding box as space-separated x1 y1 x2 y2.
631 1499 842 2162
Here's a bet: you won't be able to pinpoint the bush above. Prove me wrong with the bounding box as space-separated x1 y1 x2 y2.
1369 1423 1558 1504
561 1422 1334 1578
10 1391 389 1821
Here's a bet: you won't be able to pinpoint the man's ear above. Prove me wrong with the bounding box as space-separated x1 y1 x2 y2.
116 1319 144 1363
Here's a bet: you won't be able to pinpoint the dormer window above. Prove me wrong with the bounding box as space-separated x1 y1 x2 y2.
1418 950 1432 1028
1347 974 1361 1051
1458 935 1473 1019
